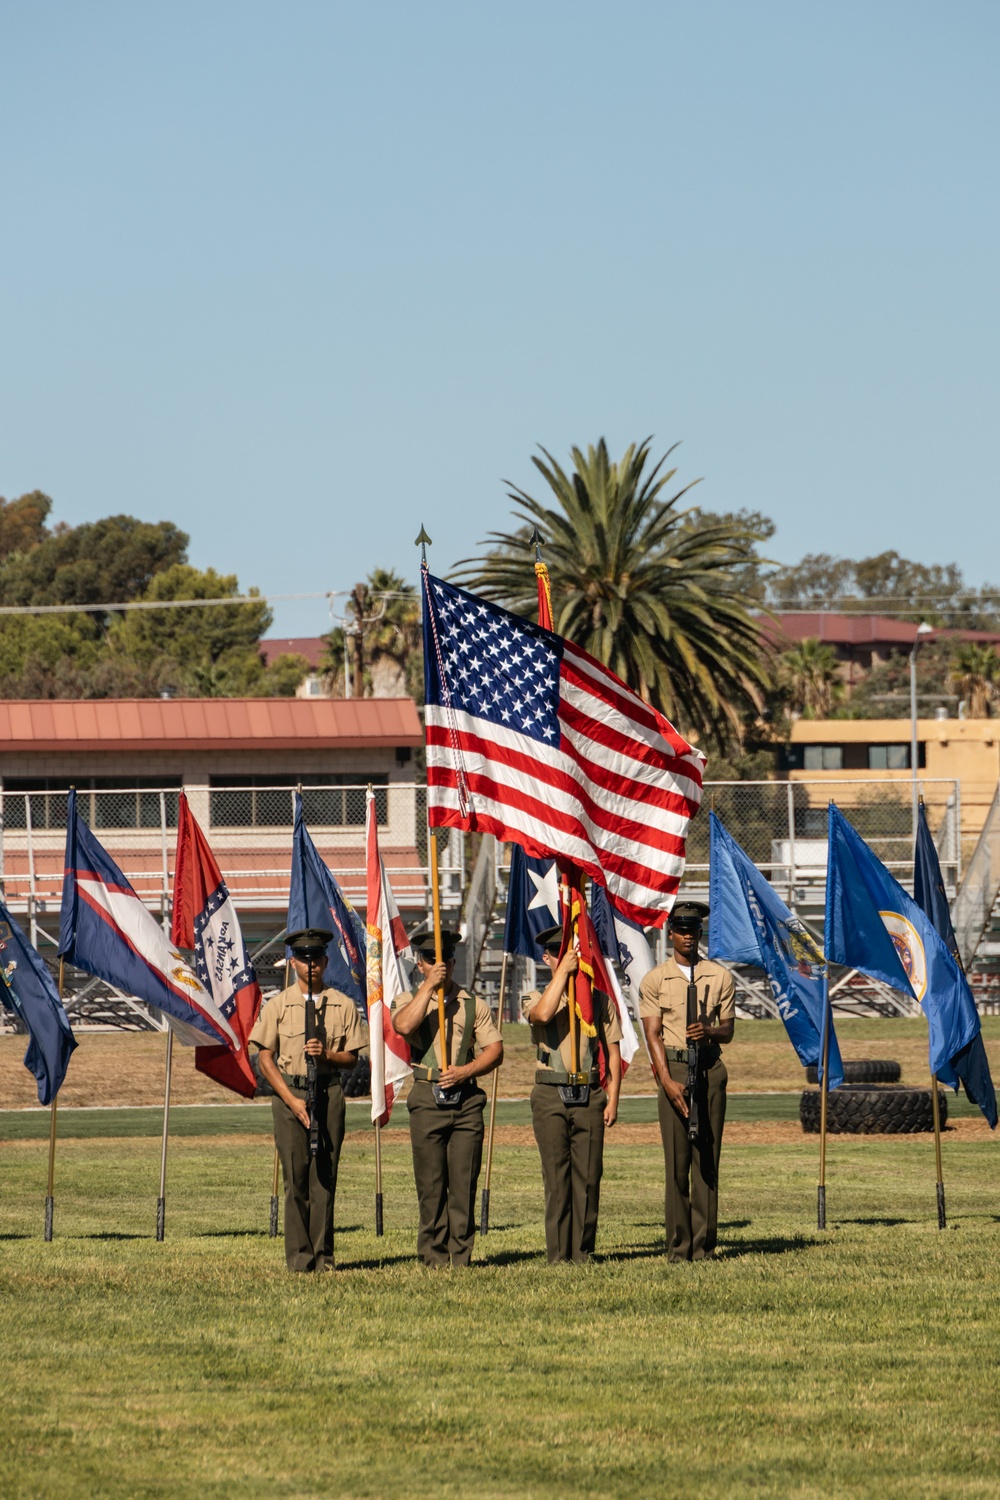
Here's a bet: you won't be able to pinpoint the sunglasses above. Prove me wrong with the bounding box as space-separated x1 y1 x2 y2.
418 948 454 964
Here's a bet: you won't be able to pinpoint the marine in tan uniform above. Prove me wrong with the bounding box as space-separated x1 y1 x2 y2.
249 927 367 1272
392 924 502 1268
522 924 622 1264
639 901 735 1262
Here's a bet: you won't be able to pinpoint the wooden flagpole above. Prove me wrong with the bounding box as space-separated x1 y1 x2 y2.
566 871 581 1078
156 1026 174 1241
817 973 831 1230
270 954 292 1238
480 949 510 1235
43 958 65 1242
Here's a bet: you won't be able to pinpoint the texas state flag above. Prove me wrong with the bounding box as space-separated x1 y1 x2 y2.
58 790 238 1051
171 792 262 1098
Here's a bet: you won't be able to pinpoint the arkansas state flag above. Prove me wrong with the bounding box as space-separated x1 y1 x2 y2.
59 791 237 1049
365 788 412 1125
171 793 262 1098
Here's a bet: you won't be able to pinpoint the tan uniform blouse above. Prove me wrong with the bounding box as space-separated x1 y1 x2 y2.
249 984 368 1076
520 987 622 1077
638 957 735 1050
392 986 502 1069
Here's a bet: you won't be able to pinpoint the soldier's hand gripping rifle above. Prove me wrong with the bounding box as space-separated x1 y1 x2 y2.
685 937 701 1145
305 964 319 1160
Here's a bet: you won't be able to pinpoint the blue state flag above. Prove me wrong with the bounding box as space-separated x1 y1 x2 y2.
0 901 76 1105
826 805 993 1120
503 843 561 959
708 813 843 1088
288 792 366 1010
912 802 996 1127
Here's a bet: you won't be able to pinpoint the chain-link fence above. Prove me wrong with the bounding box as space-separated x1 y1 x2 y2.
0 775 975 1030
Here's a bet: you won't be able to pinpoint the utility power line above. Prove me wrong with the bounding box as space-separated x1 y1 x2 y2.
0 589 414 618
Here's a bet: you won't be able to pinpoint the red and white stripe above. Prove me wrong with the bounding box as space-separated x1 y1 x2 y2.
365 789 412 1126
427 639 705 926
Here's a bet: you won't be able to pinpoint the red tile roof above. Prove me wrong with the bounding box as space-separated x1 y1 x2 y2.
259 637 326 669
0 698 423 752
761 613 921 647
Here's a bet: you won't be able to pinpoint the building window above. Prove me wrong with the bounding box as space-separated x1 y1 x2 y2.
208 774 388 829
2 778 181 830
868 745 910 771
803 745 844 771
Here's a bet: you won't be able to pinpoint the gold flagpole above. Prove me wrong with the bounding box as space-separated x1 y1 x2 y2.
270 954 291 1238
429 831 448 1072
566 874 581 1078
480 949 510 1235
817 974 831 1230
156 1026 174 1241
43 958 65 1242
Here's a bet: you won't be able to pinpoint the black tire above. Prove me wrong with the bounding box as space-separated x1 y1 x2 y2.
799 1084 948 1134
342 1054 372 1099
805 1059 901 1085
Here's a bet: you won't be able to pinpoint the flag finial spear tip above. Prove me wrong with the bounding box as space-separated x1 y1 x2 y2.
415 526 432 565
529 524 542 561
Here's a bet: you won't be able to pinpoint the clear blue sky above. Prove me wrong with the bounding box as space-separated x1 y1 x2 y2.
2 2 997 637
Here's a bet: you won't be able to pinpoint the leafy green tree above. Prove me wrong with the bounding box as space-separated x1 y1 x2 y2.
767 549 1000 630
452 438 771 748
0 515 188 611
0 491 53 559
107 565 273 697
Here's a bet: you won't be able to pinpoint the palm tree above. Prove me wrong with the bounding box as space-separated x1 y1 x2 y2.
951 642 1000 718
323 568 423 699
451 438 770 747
779 638 843 718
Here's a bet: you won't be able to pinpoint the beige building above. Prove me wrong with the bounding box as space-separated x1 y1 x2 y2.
783 717 999 852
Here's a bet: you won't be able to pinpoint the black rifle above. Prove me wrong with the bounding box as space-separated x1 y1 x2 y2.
685 939 700 1145
305 965 319 1160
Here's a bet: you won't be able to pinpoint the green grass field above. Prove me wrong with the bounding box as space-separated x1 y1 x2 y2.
2 1119 999 1499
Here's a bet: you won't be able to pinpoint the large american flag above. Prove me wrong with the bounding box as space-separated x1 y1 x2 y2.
421 570 706 926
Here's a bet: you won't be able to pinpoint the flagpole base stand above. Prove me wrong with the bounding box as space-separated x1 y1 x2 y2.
936 1181 946 1230
269 1195 279 1239
44 1196 54 1243
817 1185 826 1231
480 1187 490 1236
375 1193 383 1238
156 1197 166 1242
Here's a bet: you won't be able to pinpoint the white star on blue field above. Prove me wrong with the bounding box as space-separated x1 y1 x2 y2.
429 579 562 745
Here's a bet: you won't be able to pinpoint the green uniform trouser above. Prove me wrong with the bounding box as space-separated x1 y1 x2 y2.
530 1082 607 1263
406 1080 486 1267
272 1080 346 1272
656 1055 728 1262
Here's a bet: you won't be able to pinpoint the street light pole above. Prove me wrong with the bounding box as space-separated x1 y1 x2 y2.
910 622 934 841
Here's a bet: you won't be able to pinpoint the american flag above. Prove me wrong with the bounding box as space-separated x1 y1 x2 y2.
421 570 705 926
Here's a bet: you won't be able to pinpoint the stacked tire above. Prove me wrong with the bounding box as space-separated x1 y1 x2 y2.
800 1059 947 1134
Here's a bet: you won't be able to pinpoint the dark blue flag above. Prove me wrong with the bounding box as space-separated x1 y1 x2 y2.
503 843 560 959
708 813 843 1088
288 792 367 1010
826 804 993 1120
912 802 996 1127
0 901 76 1105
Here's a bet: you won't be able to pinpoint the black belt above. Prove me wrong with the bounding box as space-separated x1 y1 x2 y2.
664 1045 720 1065
281 1072 341 1091
535 1068 600 1087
